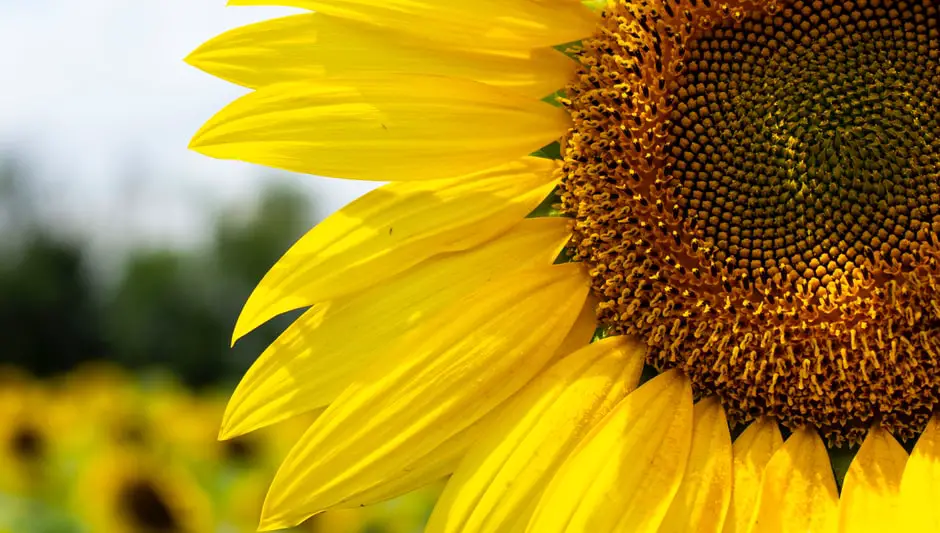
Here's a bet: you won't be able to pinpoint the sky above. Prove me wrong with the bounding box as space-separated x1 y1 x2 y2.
0 0 378 251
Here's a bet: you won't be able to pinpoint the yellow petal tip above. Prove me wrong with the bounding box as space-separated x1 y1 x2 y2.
259 498 309 532
231 313 256 347
181 45 204 69
257 518 289 532
187 131 208 151
217 424 237 441
218 404 253 441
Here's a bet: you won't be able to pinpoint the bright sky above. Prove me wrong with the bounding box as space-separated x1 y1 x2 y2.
0 0 377 250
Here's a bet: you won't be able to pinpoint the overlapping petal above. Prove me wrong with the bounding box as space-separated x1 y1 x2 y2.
185 13 574 98
341 421 480 509
427 336 646 533
838 425 907 533
721 418 783 533
220 218 573 438
552 294 601 361
526 370 694 533
900 415 940 531
226 0 598 52
659 397 732 533
259 263 590 530
230 157 558 342
754 427 838 533
189 75 568 182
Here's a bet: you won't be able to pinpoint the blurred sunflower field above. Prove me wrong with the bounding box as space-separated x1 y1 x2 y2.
0 159 437 533
0 364 440 533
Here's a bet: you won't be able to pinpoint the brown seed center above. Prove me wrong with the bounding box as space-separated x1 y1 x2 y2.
120 480 181 533
560 0 940 444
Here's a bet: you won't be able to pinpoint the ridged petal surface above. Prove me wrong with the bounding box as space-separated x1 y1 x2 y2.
189 76 568 181
185 13 574 98
526 370 694 533
426 336 646 533
220 218 573 438
838 426 907 533
230 157 558 342
659 397 732 533
754 427 838 533
226 0 598 52
259 263 590 530
721 418 783 533
900 415 940 532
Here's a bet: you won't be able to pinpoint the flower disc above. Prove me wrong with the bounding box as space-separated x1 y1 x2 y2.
562 0 940 443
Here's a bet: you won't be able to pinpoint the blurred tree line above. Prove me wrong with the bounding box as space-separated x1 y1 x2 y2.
0 156 318 387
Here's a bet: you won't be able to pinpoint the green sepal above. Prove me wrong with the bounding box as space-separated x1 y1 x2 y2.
828 442 859 492
553 40 584 60
526 186 564 218
531 141 562 160
542 89 567 107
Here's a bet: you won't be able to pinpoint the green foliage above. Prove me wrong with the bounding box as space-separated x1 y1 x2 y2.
0 163 318 387
0 236 107 376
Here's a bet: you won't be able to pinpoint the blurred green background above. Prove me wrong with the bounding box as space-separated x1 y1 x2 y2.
0 154 310 387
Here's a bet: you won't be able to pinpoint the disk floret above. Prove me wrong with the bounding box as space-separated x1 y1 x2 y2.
561 0 940 443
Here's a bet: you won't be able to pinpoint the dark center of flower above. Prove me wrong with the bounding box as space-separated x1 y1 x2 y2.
116 422 148 446
561 0 940 444
10 425 44 462
223 436 257 464
119 480 181 533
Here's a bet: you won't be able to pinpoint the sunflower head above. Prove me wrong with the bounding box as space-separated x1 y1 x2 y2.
186 0 940 531
562 0 940 444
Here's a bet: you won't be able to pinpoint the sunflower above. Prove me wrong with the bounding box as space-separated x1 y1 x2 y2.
187 0 940 531
74 448 213 533
0 384 55 498
54 363 153 451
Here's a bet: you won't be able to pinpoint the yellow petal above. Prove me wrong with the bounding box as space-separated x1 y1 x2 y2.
722 418 783 533
900 415 940 531
659 397 732 533
231 157 558 342
189 75 568 182
259 263 590 530
551 294 600 360
838 425 907 533
341 420 480 508
526 370 694 533
220 217 573 439
427 336 646 533
227 0 598 52
753 427 838 533
186 13 574 99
